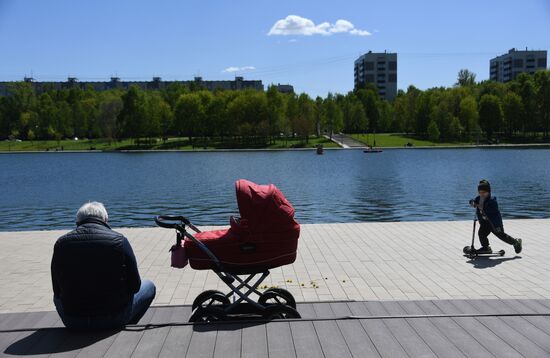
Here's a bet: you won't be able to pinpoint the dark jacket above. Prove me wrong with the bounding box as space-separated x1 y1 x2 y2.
473 195 503 229
51 218 141 316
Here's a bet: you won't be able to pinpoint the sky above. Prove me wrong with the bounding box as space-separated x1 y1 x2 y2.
0 0 549 97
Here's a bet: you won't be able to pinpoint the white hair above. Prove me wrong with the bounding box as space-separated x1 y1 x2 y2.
76 201 109 224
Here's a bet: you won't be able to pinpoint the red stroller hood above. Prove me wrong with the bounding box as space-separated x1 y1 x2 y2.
235 179 297 233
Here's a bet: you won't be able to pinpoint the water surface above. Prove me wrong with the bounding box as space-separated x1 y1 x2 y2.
1 148 549 231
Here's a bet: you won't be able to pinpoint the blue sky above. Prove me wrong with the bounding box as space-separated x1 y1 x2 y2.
0 0 549 97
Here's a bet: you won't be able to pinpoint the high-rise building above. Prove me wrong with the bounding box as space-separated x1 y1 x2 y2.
490 48 547 83
354 51 397 101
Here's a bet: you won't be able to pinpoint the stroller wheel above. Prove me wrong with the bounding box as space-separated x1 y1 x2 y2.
259 288 297 309
263 304 301 320
189 306 227 323
192 290 230 311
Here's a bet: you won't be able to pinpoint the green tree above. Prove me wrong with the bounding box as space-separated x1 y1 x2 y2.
204 95 226 138
322 94 343 139
286 94 299 138
196 90 214 140
144 93 170 139
27 128 36 145
349 99 368 133
403 85 421 133
175 93 204 146
161 83 188 109
534 71 550 137
502 92 523 139
392 95 407 133
80 97 99 138
415 92 432 135
98 95 122 141
266 85 284 142
455 69 477 87
356 88 380 133
296 93 315 143
117 86 147 141
430 100 452 139
56 101 74 138
478 94 503 140
3 69 549 146
226 91 268 142
378 100 394 132
517 73 537 137
11 82 37 114
0 98 8 138
18 111 38 140
458 96 478 140
448 117 463 140
38 93 57 139
427 120 440 141
314 96 324 136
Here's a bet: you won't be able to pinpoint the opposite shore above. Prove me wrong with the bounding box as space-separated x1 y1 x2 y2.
2 132 550 154
3 141 550 154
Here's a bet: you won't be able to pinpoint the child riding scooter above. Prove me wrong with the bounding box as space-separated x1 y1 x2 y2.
469 179 522 254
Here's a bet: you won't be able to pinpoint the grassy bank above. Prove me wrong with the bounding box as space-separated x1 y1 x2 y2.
0 136 337 152
350 133 474 147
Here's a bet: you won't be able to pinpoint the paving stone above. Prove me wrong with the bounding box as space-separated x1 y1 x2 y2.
0 219 547 312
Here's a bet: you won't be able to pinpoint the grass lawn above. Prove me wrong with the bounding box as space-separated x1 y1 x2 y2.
0 138 137 151
350 133 472 147
0 136 337 152
267 136 338 149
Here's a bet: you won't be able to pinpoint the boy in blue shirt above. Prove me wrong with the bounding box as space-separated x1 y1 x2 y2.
469 179 523 254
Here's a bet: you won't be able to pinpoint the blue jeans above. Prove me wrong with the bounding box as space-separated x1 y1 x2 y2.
54 280 156 330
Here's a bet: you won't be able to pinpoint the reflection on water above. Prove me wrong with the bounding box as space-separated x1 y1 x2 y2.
1 148 550 231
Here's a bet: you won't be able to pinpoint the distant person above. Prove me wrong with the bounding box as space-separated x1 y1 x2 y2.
469 180 523 254
51 202 155 330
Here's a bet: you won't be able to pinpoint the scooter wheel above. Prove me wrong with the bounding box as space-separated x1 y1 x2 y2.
498 250 505 256
463 246 471 254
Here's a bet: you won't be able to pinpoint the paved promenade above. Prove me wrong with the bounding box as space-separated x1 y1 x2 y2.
0 219 549 314
325 133 366 148
4 299 550 357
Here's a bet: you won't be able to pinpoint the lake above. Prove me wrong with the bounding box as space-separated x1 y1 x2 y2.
1 148 550 231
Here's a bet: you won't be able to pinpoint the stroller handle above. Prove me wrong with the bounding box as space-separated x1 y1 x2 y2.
155 215 223 272
154 215 201 232
155 215 188 228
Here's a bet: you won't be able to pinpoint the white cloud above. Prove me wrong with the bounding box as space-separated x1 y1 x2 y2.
329 19 354 33
350 29 372 36
222 66 256 73
268 15 371 37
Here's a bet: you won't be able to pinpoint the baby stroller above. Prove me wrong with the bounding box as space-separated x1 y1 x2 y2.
155 179 301 322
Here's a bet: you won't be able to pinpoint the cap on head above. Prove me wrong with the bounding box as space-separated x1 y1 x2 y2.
478 179 491 192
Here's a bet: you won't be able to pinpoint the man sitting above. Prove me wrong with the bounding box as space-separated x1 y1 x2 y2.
51 202 155 330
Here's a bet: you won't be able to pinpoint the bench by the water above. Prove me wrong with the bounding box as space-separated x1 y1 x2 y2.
2 299 550 357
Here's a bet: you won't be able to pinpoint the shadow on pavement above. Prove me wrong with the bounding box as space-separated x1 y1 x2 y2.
466 255 522 269
4 328 119 356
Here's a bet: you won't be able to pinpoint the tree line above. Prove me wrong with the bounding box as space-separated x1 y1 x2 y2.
1 69 549 145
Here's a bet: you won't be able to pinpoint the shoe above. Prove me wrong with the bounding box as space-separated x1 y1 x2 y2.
514 238 522 254
475 246 492 254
